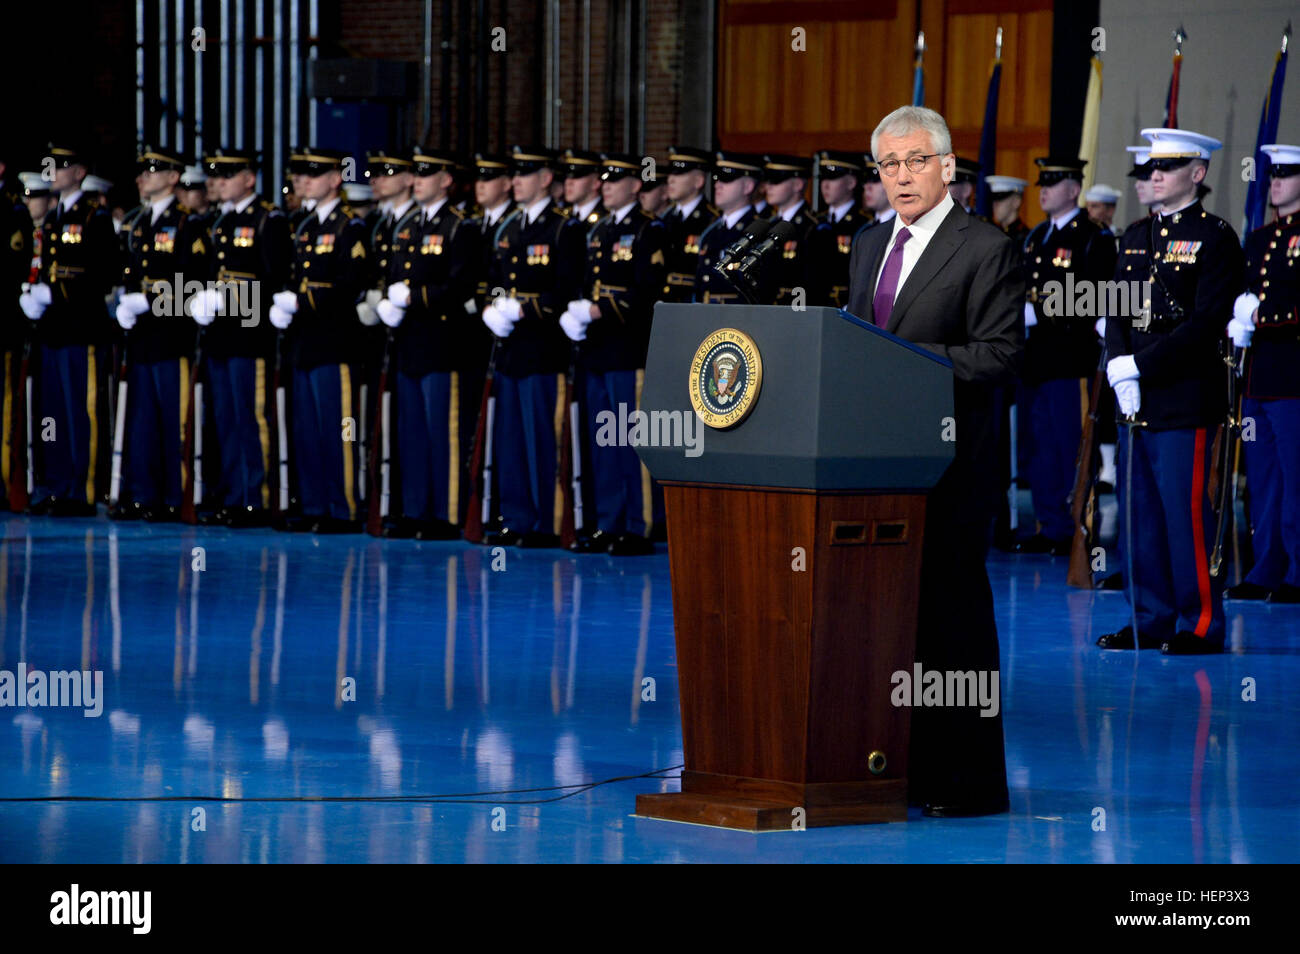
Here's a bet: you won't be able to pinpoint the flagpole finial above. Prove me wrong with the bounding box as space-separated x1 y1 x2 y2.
1173 24 1187 55
916 30 925 55
995 26 1003 61
1283 21 1292 54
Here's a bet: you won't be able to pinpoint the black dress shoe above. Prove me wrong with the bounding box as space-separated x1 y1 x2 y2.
921 793 1010 818
142 505 180 523
1225 581 1271 601
51 499 97 517
519 531 560 548
485 527 523 547
991 529 1018 553
1096 625 1163 650
26 497 54 515
198 508 231 526
1161 632 1224 655
1267 584 1300 605
569 529 614 553
226 507 270 528
608 533 654 556
1097 571 1124 591
109 501 145 521
414 519 461 541
1016 533 1069 554
311 517 361 534
381 519 416 539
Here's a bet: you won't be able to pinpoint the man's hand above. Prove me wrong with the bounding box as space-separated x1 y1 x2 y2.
269 304 294 330
18 292 44 320
494 296 522 324
559 305 589 342
356 301 381 326
1229 292 1259 348
272 290 299 314
387 283 411 309
1114 379 1141 417
115 302 139 330
121 292 151 317
376 298 405 328
188 287 222 325
482 303 514 338
1106 354 1140 387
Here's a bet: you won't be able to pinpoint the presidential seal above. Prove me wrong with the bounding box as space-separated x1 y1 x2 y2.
688 327 763 429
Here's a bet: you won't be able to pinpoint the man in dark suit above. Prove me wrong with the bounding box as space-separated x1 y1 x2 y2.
847 106 1024 817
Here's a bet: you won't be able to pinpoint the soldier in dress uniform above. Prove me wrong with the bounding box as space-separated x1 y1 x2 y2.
268 147 371 533
18 143 119 515
561 153 668 556
660 146 716 303
1 157 34 508
478 146 585 547
562 148 604 226
807 150 868 307
1098 128 1245 654
859 158 895 228
286 149 315 229
1126 145 1161 219
638 163 670 218
1225 144 1300 604
373 147 481 539
189 147 292 527
177 164 210 219
986 175 1029 246
1085 184 1121 236
949 157 980 213
110 146 210 521
693 151 763 304
1017 157 1117 554
761 153 820 306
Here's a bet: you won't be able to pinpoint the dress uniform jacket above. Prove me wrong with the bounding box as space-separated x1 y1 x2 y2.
288 203 370 369
807 205 871 307
580 207 668 372
38 194 119 346
1023 211 1117 382
1242 211 1300 399
661 200 716 302
1104 201 1244 430
693 206 758 304
488 201 585 376
2 186 33 352
208 198 292 359
121 199 210 363
768 203 821 305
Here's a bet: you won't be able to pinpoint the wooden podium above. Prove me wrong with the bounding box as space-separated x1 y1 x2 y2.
634 305 955 830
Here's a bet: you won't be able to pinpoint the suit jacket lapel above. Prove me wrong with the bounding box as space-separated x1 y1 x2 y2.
886 209 967 335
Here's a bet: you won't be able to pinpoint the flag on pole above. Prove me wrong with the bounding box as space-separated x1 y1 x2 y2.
912 31 925 107
975 29 1004 218
1244 25 1291 236
1163 26 1186 127
1078 55 1103 199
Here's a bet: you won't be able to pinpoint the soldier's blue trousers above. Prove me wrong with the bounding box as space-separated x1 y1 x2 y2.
1242 397 1300 588
292 363 358 522
1118 424 1223 646
493 371 562 535
584 368 653 538
1025 376 1083 540
206 355 271 511
33 344 102 507
123 358 188 509
396 369 461 523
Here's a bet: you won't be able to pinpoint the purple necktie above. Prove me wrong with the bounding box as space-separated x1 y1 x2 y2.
873 226 912 328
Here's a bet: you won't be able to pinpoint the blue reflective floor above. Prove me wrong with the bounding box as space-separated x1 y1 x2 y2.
1 508 1297 863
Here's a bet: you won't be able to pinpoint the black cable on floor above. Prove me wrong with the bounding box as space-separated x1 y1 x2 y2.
0 764 685 806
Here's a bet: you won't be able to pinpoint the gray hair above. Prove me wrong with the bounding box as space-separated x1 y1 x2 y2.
871 106 953 160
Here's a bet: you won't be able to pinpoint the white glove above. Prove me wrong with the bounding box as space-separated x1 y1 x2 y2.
356 301 381 326
365 288 385 309
1227 313 1255 348
19 292 45 320
1023 301 1038 329
387 283 411 309
1233 292 1260 327
115 302 139 330
31 283 52 307
559 309 588 341
376 298 405 328
121 292 150 316
495 296 522 324
1115 379 1141 418
272 290 299 314
1106 354 1140 387
482 303 514 338
269 303 294 330
1094 317 1106 338
188 286 222 325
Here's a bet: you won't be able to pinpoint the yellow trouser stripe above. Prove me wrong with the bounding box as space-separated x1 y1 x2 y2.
85 346 98 505
254 358 270 510
340 364 355 520
178 357 190 493
552 373 565 536
636 368 652 536
447 370 460 522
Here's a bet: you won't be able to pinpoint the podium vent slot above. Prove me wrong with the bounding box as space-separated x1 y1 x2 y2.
871 520 908 544
831 522 868 545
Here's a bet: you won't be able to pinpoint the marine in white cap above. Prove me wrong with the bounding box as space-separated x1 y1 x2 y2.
985 175 1029 246
1084 184 1121 235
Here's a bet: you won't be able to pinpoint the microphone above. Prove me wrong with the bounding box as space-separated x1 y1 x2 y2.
736 219 796 274
716 217 774 268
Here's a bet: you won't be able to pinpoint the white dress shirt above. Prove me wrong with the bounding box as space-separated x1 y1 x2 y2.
874 191 955 305
778 198 805 222
315 196 341 223
675 194 703 219
827 200 854 223
573 196 601 221
150 193 176 226
610 201 636 225
524 196 551 225
422 197 447 222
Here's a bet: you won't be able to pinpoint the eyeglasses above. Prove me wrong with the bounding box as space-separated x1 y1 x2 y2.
877 154 939 177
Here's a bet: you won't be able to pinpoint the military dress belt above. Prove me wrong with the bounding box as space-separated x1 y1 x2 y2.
216 268 257 283
665 272 694 287
49 264 86 280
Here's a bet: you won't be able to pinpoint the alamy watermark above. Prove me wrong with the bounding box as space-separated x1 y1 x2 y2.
0 665 104 717
890 664 1000 718
594 403 704 458
1040 274 1153 323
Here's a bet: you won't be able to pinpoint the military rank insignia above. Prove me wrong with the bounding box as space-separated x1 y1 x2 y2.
527 244 550 266
612 235 634 261
1164 240 1201 264
421 234 444 255
837 234 853 254
61 224 83 244
688 327 763 430
234 226 256 248
314 233 336 255
1051 248 1072 268
153 227 177 254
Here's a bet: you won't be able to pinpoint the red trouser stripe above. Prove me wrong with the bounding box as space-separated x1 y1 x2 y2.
1190 427 1213 637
